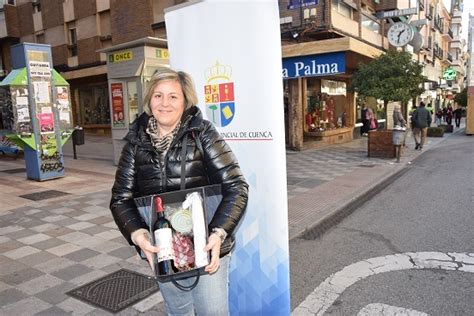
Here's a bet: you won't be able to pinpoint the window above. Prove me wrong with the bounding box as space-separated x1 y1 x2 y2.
361 14 379 33
331 0 353 19
69 27 77 57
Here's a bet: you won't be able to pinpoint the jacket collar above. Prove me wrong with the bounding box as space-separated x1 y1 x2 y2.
124 106 205 146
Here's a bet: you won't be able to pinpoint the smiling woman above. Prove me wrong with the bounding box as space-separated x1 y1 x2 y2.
110 67 249 315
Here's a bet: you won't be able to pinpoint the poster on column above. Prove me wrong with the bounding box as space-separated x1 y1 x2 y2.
165 1 290 314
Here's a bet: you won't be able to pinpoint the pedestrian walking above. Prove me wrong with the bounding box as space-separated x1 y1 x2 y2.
412 101 432 150
453 106 463 128
110 67 249 315
361 104 369 136
367 108 377 131
436 109 443 126
446 105 453 125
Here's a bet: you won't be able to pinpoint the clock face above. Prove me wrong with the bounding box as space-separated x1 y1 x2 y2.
387 22 414 47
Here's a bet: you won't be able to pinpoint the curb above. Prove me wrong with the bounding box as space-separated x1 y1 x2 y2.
292 150 426 241
293 126 464 241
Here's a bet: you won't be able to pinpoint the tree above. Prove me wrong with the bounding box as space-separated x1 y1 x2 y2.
454 87 467 107
351 49 427 121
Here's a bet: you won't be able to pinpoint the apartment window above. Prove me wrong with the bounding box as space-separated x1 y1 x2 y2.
68 24 77 57
33 0 41 12
332 0 353 19
361 14 379 34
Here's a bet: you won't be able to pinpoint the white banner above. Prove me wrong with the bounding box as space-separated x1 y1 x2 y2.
165 0 290 314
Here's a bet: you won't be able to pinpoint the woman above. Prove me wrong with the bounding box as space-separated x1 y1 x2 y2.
392 104 406 128
110 67 249 315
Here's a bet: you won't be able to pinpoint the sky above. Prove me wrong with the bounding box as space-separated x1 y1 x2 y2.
461 0 474 41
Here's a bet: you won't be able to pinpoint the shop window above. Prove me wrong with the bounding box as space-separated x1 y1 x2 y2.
305 79 348 133
127 81 139 123
77 85 110 126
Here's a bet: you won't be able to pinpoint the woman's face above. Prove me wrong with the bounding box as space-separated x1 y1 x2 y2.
150 79 186 131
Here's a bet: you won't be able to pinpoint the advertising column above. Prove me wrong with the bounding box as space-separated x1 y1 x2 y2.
165 1 290 314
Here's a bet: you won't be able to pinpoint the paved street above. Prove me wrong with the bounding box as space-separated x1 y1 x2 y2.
0 122 467 315
291 131 474 315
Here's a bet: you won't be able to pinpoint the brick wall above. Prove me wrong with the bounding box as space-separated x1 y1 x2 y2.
41 0 65 29
374 0 399 12
368 130 397 158
17 3 34 37
279 0 327 29
52 44 69 67
110 0 154 45
3 5 20 38
74 0 96 20
77 37 101 65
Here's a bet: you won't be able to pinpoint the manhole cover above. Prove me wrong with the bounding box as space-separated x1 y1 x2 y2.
1 168 26 174
67 269 159 313
20 190 70 201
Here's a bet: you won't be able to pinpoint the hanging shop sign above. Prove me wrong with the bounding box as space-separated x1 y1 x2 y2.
443 67 457 81
288 0 318 9
282 51 346 79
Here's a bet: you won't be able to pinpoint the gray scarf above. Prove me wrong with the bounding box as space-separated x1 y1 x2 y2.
146 116 181 163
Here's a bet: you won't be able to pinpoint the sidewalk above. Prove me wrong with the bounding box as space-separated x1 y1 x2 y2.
0 123 465 315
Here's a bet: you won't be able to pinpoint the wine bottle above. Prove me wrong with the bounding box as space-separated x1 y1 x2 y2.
153 197 175 275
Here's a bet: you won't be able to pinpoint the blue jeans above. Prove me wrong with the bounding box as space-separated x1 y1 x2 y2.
158 254 230 315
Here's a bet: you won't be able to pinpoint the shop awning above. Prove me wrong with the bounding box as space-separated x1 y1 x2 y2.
0 67 69 86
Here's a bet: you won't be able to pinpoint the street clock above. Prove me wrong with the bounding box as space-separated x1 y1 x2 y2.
387 22 414 47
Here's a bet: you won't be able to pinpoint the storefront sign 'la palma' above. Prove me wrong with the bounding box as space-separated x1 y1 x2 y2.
282 51 346 79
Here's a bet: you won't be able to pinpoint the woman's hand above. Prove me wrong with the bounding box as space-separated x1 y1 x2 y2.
135 233 160 272
204 233 222 274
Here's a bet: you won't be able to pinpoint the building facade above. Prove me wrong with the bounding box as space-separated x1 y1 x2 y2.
0 0 177 134
0 0 465 143
279 0 465 150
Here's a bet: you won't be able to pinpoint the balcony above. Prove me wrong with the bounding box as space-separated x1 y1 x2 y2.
332 10 358 37
450 41 462 50
434 44 443 59
451 10 462 25
434 16 443 32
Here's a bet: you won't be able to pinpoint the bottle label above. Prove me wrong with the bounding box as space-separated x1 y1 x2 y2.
154 228 174 262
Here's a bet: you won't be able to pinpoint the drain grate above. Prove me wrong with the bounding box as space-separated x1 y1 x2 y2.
1 168 26 174
357 164 376 168
67 269 159 313
20 190 70 201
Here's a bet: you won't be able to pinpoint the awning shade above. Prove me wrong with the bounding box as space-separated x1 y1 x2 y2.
0 68 69 86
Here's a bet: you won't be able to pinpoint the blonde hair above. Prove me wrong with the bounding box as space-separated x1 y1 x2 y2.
143 67 198 115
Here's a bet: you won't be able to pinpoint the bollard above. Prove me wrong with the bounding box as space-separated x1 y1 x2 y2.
72 126 85 159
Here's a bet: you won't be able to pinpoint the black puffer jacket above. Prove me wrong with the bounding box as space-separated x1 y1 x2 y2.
110 107 248 256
